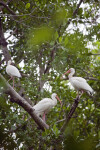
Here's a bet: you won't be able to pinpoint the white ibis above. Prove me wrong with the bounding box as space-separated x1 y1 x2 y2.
61 68 94 98
6 60 21 88
33 93 62 122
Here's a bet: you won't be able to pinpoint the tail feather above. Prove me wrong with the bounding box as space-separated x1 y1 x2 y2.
87 90 95 97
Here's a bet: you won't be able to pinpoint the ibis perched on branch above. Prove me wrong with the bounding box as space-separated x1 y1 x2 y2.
6 60 21 88
33 93 62 122
61 68 94 98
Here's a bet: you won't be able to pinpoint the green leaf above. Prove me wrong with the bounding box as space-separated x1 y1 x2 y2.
52 124 60 137
64 36 68 46
54 31 58 40
27 25 54 47
25 3 30 9
59 36 62 43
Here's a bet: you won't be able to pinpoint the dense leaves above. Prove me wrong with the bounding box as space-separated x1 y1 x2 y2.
0 0 100 149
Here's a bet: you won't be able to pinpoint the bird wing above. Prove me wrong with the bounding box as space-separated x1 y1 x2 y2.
71 77 93 93
72 77 87 82
33 98 53 116
6 65 21 77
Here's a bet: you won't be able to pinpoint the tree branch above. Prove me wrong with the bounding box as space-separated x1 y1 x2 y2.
36 49 46 91
60 96 80 132
73 0 85 17
0 73 49 131
44 45 57 74
91 53 100 55
84 77 100 81
66 0 85 26
0 17 11 62
56 118 66 124
0 1 16 16
0 0 12 10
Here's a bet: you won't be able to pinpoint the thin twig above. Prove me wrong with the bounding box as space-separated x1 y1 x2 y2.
84 77 100 81
91 53 100 55
73 0 85 17
0 1 16 16
0 13 50 19
56 118 66 124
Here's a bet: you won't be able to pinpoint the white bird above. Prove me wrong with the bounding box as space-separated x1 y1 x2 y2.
33 93 62 122
6 60 21 88
61 68 94 98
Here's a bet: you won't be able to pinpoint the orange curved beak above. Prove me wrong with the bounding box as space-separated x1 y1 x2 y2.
56 95 62 107
60 69 70 79
63 69 70 75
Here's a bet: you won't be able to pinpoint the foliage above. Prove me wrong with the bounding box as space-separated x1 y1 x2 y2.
0 0 100 149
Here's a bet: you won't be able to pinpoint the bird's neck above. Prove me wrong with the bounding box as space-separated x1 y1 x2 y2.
68 72 74 78
52 97 57 106
7 63 11 66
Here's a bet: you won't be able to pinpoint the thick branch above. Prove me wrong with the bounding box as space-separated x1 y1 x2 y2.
0 73 49 131
60 96 80 132
44 46 56 74
18 85 34 105
0 17 11 62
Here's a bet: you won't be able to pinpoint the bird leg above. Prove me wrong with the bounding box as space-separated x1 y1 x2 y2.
76 90 84 99
8 76 13 82
76 91 79 99
42 112 46 122
8 77 15 88
79 90 84 98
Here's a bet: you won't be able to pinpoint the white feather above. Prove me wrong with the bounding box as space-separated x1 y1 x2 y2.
6 60 21 78
33 93 58 117
69 77 94 94
64 68 94 95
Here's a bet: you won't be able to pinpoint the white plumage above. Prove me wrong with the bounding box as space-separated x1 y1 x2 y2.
61 68 94 97
6 60 21 88
33 93 61 122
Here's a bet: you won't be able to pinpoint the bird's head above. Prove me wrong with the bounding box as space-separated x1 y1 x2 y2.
51 93 62 106
64 68 75 75
61 68 75 79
